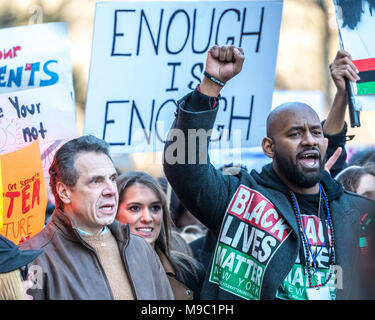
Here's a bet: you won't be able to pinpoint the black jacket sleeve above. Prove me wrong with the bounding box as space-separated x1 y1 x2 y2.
163 89 240 233
322 120 349 178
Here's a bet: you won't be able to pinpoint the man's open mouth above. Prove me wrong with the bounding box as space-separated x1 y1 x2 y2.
99 204 116 214
297 150 320 169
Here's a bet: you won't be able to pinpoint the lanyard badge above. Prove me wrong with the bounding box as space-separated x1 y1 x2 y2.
306 286 331 300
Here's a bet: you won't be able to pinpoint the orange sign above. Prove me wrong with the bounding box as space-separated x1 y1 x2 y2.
0 140 47 244
0 159 3 228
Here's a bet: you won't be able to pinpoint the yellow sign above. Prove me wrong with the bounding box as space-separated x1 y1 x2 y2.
0 140 47 244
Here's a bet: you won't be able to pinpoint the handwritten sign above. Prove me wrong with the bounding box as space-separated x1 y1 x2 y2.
84 1 283 153
333 0 375 111
0 159 3 228
0 84 77 178
0 22 74 101
0 140 47 244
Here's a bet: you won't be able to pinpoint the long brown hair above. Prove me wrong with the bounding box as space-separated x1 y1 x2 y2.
336 166 368 193
116 171 199 281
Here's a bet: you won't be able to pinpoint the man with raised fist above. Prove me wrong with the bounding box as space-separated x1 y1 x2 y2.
163 45 373 300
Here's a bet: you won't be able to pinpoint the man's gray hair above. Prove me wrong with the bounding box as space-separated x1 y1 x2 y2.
49 135 112 210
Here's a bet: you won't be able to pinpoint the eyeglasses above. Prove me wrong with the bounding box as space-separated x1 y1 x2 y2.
19 264 29 281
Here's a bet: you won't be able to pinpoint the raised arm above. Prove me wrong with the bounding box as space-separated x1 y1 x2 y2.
324 49 359 134
200 45 244 97
323 49 359 176
163 46 244 232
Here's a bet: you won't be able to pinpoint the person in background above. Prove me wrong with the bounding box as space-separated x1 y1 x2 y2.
19 135 173 300
336 164 375 201
348 149 375 167
116 171 204 300
0 235 42 300
363 152 375 166
169 189 207 242
157 176 207 243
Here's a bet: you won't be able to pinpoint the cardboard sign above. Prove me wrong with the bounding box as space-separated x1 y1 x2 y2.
0 159 3 228
0 22 74 99
0 140 47 244
0 84 77 177
84 0 283 153
333 0 375 111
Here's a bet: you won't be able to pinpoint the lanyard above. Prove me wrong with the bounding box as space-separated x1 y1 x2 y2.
290 184 331 271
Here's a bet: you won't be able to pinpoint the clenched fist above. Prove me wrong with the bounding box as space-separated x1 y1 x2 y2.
200 45 245 97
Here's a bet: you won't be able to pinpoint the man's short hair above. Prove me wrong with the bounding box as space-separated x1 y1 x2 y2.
49 135 112 210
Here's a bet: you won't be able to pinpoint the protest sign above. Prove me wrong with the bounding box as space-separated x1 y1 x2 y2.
0 22 74 100
0 159 3 228
333 0 375 111
0 84 77 177
0 140 47 244
84 0 283 154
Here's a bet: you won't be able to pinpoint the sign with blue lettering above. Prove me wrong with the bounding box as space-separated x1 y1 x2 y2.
85 1 283 154
0 22 74 100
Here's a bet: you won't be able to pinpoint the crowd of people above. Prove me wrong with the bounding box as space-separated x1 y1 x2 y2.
0 45 375 300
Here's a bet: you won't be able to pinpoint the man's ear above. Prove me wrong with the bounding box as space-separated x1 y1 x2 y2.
56 182 71 205
262 137 274 159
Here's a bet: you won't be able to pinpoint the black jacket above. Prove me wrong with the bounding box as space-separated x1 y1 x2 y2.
163 89 372 300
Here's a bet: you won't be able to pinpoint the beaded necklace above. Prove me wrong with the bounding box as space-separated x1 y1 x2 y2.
289 183 336 288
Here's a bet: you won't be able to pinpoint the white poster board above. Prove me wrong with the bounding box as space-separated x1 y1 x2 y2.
0 22 74 100
0 84 77 176
85 0 283 154
333 0 375 111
